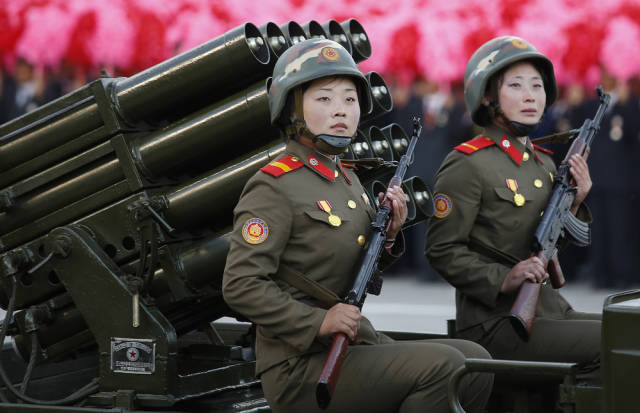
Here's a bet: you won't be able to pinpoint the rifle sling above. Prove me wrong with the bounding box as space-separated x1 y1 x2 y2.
468 237 521 267
276 263 340 309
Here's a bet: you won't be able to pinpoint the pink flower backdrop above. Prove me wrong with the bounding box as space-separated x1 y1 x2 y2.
2 0 640 86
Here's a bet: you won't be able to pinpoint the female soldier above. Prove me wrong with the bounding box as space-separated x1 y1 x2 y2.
223 38 492 413
426 36 601 374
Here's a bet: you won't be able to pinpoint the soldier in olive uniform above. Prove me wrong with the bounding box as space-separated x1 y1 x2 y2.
223 39 492 413
426 37 601 372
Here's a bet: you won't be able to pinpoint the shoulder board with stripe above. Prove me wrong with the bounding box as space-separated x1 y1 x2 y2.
260 155 304 177
533 144 554 155
341 162 357 170
454 136 496 154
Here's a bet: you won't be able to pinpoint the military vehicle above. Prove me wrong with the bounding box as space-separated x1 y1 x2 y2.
0 18 638 413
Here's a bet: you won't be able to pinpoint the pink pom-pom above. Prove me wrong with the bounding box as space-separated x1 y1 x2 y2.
600 16 640 82
15 3 75 68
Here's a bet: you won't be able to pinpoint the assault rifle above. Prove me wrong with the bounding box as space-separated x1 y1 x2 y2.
509 86 611 341
315 117 422 409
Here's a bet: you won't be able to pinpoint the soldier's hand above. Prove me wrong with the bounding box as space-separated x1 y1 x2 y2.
501 256 549 293
318 303 361 341
378 185 408 241
569 154 592 213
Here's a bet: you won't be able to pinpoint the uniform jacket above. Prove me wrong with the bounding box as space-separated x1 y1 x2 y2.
426 125 591 331
223 139 401 375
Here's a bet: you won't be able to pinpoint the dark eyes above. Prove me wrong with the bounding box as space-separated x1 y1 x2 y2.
508 82 543 88
316 96 357 102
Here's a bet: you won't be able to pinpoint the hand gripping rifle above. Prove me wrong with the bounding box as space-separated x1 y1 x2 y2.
509 87 610 341
315 117 422 409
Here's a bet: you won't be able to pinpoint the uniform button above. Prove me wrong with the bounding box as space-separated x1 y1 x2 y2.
357 235 366 246
541 210 545 216
348 200 357 209
334 170 339 178
534 179 543 188
291 156 299 162
523 152 530 161
549 172 554 182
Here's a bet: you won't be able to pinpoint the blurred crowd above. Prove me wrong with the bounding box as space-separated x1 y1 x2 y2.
0 59 95 125
1 61 638 290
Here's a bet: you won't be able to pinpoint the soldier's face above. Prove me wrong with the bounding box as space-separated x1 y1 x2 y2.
498 62 546 125
302 77 360 137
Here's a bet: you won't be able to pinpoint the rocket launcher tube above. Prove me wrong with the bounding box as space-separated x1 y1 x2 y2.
112 23 270 124
0 24 271 177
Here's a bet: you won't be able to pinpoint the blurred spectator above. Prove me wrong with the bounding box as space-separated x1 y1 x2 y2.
8 58 46 119
582 71 640 289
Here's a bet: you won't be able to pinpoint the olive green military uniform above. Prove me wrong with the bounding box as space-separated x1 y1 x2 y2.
426 125 601 371
223 139 492 413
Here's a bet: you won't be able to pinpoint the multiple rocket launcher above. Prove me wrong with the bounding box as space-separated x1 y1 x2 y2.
0 19 433 408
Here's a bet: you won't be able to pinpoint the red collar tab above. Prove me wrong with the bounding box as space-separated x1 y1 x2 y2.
308 153 335 181
260 155 304 178
497 136 523 165
454 136 496 154
533 144 553 165
338 162 352 184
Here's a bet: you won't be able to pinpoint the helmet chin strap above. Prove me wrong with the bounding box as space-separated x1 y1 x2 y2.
490 101 540 137
284 87 355 155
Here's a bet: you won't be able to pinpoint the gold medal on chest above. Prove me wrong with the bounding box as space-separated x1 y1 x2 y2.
506 178 525 207
317 200 342 227
328 214 342 227
513 193 525 207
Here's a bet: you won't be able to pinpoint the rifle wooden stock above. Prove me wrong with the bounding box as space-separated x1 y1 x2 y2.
509 251 563 341
316 332 349 409
509 281 541 342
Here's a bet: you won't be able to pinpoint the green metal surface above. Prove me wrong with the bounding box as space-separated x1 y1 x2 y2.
132 81 279 179
601 289 640 413
112 23 270 124
163 142 285 231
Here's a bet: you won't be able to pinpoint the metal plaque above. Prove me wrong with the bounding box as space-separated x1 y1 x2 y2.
111 337 155 374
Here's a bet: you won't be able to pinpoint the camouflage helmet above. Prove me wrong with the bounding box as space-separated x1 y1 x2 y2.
268 38 372 124
464 36 558 126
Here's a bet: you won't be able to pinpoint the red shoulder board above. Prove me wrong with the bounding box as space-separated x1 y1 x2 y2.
454 136 496 154
260 155 304 177
533 144 554 155
341 162 357 170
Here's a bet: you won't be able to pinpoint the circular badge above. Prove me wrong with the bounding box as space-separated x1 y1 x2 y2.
321 47 340 62
502 139 511 148
328 214 342 227
242 218 269 244
126 347 140 362
513 193 525 207
512 39 529 49
309 157 319 166
433 193 452 219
